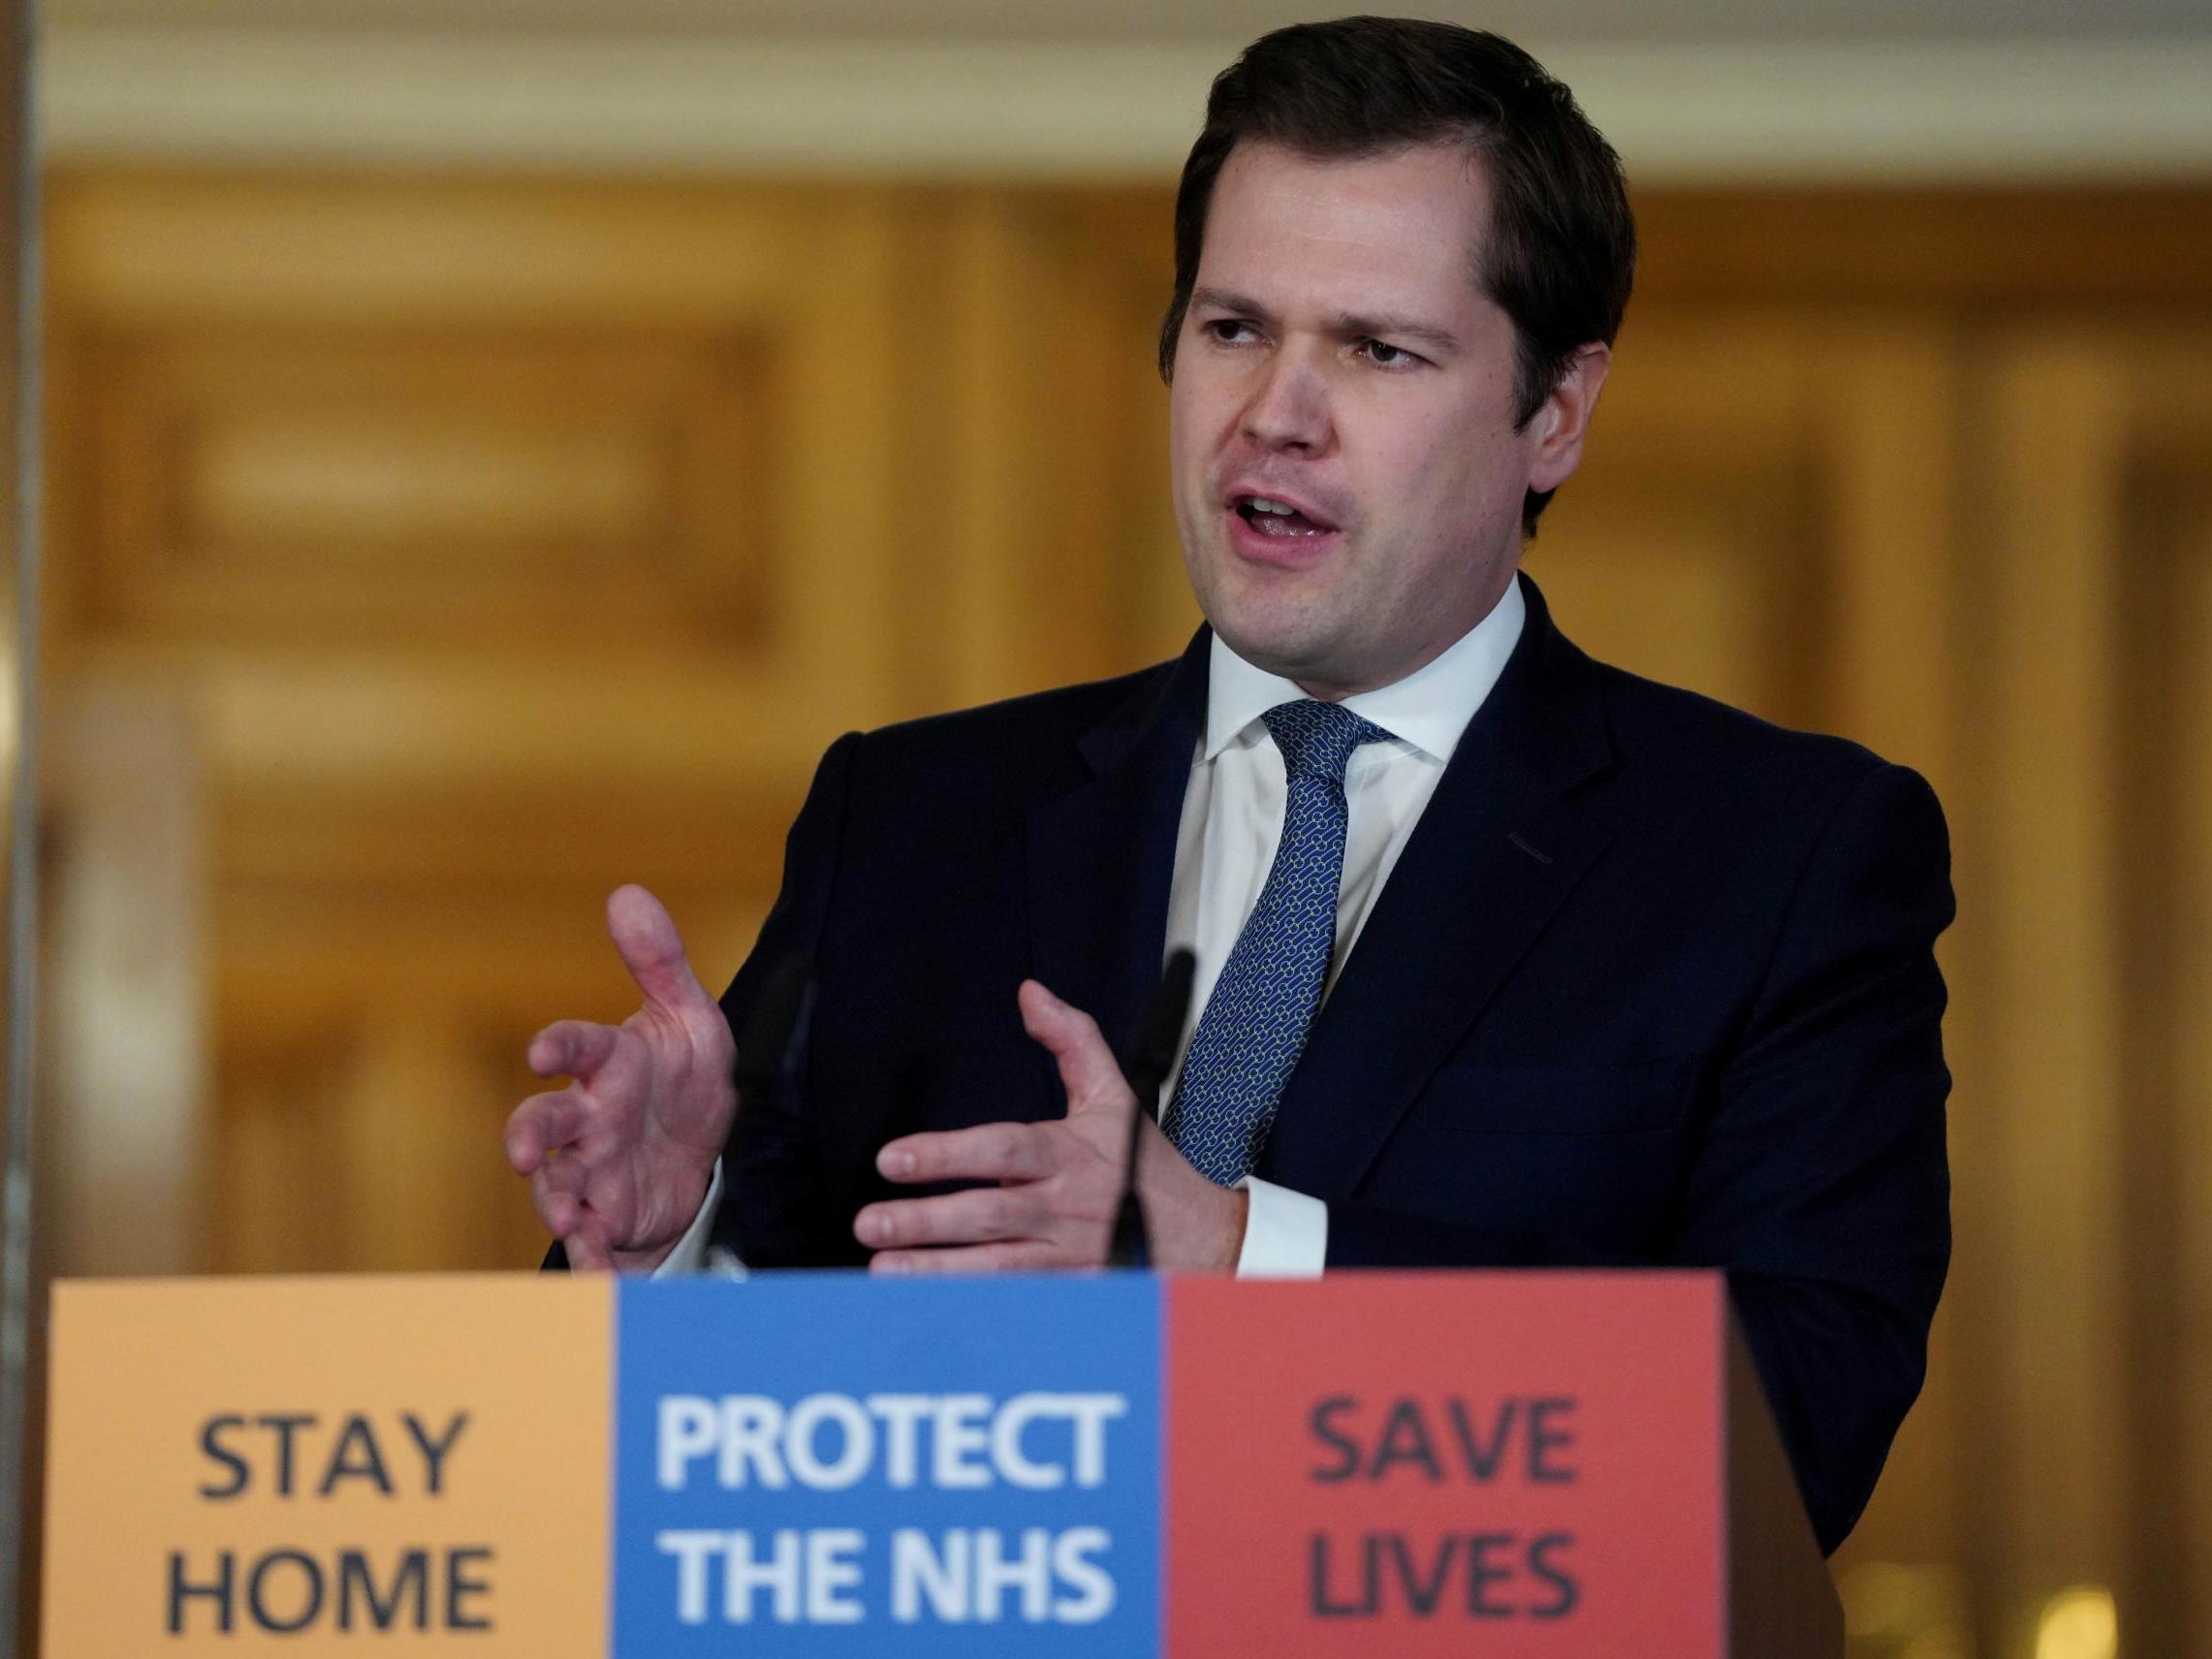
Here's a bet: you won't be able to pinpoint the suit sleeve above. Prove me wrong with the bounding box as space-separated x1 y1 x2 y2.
708 730 865 1268
1322 761 1954 1556
1668 761 1953 1553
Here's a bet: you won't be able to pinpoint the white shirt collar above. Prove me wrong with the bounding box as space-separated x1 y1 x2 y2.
1202 573 1528 764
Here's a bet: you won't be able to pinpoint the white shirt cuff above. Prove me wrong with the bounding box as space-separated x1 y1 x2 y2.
648 1161 727 1277
653 1164 1313 1278
1232 1176 1328 1277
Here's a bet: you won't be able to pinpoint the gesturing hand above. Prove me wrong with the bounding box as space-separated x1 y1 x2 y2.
854 981 1248 1274
503 885 735 1272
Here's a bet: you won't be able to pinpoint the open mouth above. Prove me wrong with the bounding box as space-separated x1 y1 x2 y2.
1233 494 1337 537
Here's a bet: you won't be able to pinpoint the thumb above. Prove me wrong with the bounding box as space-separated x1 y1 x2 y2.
1019 980 1133 1117
606 884 712 1014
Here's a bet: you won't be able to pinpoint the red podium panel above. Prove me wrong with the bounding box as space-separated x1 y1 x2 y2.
1166 1271 1838 1659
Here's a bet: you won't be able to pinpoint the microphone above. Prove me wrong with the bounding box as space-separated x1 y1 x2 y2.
1109 949 1196 1268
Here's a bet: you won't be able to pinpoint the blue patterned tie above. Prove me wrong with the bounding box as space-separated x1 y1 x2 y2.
1163 698 1392 1185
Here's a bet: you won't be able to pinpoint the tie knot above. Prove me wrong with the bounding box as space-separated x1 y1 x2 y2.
1260 699 1391 783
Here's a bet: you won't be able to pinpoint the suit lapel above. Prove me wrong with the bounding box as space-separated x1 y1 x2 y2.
1256 577 1619 1200
1027 631 1209 1062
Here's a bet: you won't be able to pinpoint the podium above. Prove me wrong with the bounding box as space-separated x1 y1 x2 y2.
43 1270 1840 1657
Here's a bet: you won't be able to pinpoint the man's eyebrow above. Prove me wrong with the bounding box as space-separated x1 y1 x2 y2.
1186 286 1460 355
1188 285 1273 323
1332 311 1462 355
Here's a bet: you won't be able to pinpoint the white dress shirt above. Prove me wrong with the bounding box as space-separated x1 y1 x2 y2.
659 578 1526 1278
1168 577 1525 1275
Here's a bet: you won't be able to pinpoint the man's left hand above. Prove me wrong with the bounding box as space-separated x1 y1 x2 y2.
854 980 1248 1273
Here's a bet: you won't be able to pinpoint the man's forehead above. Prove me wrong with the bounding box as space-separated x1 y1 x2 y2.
1197 140 1495 320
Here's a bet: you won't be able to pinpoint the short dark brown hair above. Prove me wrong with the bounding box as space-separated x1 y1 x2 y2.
1159 16 1636 535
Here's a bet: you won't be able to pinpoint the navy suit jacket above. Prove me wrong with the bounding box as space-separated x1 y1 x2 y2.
711 573 1953 1554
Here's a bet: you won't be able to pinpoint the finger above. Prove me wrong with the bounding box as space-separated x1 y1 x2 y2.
504 1088 590 1173
855 1187 1039 1252
535 1148 592 1202
877 1122 1052 1184
531 1161 589 1236
606 884 715 1016
564 1223 616 1273
527 1020 620 1081
870 1241 1063 1275
1018 981 1136 1115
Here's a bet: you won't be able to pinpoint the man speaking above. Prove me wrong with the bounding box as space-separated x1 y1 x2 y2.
506 17 1951 1557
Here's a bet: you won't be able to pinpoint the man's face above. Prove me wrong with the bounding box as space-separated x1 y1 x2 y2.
1169 140 1599 698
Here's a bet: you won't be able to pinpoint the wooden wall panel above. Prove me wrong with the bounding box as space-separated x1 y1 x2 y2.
79 327 774 645
1532 315 1823 722
39 175 930 1301
38 172 1190 1302
904 188 1185 712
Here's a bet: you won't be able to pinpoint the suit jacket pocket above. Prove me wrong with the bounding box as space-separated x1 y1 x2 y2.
1417 1055 1696 1135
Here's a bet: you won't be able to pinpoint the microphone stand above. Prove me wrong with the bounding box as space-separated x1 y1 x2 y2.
1108 949 1195 1268
731 954 813 1108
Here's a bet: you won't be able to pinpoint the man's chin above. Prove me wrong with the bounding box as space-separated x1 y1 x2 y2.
1206 611 1356 686
1189 553 1364 677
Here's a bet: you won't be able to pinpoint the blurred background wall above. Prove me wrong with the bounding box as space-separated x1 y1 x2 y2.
22 3 2212 1656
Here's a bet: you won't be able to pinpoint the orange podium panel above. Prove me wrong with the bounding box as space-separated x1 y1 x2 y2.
43 1275 612 1657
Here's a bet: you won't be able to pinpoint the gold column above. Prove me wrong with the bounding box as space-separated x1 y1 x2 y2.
2175 500 2212 1659
0 2 34 1653
1978 338 2132 1643
1822 318 1966 1593
42 679 204 1277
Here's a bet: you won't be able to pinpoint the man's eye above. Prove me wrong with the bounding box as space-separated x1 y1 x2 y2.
1357 338 1420 368
1204 319 1257 344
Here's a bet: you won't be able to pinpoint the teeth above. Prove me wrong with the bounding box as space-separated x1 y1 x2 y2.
1248 497 1295 516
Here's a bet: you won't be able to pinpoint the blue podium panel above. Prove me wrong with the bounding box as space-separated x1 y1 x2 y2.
612 1274 1161 1658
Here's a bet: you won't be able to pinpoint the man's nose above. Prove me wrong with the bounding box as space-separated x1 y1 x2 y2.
1240 351 1332 454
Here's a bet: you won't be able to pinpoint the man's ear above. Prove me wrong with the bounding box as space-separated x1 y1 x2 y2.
1527 341 1612 495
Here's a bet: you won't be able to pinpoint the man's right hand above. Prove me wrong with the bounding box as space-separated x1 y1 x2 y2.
503 884 736 1272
